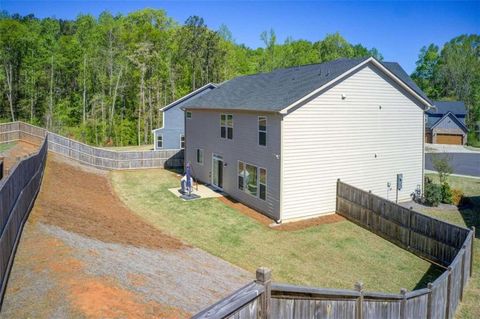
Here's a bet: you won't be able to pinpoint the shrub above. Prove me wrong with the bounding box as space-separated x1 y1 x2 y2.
451 188 464 206
424 183 442 207
432 155 453 184
441 183 453 204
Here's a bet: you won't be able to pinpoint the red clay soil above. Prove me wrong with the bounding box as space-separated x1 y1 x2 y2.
5 222 189 319
218 195 345 230
33 155 184 250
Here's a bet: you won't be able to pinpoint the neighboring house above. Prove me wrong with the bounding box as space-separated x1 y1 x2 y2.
182 57 433 222
425 101 468 145
152 83 217 150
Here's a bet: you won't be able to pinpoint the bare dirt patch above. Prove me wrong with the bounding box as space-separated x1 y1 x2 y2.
34 155 184 250
2 154 250 318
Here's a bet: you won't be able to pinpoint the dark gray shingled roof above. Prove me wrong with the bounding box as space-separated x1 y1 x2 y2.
426 100 466 129
182 57 431 112
428 101 466 116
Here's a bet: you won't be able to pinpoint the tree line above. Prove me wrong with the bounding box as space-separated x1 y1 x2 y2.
1 9 477 146
411 35 480 145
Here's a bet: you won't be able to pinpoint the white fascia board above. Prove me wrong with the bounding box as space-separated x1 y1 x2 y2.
160 83 216 112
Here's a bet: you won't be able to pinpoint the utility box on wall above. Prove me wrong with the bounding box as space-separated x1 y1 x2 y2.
397 173 403 191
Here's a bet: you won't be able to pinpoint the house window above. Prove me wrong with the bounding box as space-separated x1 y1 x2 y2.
238 161 266 200
259 168 267 200
186 111 192 119
157 135 163 149
180 135 185 149
196 149 204 165
258 116 267 146
238 162 244 191
221 114 233 139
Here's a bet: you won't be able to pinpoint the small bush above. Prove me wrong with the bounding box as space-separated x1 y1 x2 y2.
441 182 453 204
424 183 442 207
451 188 464 206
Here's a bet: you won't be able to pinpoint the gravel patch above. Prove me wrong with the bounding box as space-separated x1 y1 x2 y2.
40 223 251 314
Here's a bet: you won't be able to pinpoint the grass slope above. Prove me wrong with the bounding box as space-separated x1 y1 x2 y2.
111 169 441 293
420 174 480 319
0 142 15 153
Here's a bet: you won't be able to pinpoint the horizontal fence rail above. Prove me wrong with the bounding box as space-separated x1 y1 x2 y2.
0 122 183 170
0 134 48 310
194 181 474 319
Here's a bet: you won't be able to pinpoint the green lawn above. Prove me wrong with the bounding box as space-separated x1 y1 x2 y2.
110 169 443 293
419 174 480 319
0 142 15 153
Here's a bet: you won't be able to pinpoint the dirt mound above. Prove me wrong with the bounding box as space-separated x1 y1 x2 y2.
34 155 184 250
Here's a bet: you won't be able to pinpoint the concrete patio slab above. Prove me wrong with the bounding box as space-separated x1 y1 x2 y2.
168 184 223 200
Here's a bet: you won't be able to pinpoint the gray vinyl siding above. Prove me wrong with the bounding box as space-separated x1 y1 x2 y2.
282 64 425 220
154 86 215 150
185 109 282 220
154 106 184 150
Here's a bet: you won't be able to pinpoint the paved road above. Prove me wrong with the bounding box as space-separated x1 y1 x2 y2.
426 152 480 177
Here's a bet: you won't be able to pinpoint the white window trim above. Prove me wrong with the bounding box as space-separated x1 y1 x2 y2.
196 148 204 165
258 116 267 147
259 167 267 200
180 134 185 149
157 134 163 149
237 160 267 201
220 113 233 140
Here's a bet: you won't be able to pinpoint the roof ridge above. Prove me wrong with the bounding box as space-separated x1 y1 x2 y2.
235 57 369 79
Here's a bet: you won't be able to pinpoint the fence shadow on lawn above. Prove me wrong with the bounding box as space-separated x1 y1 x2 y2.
459 196 480 239
413 264 445 290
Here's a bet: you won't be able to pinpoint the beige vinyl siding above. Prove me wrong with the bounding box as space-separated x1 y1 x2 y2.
185 109 282 220
282 64 424 220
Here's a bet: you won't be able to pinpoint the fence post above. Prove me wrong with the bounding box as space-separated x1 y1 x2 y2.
426 283 433 319
400 288 407 319
336 179 340 213
256 267 271 319
354 282 363 319
471 227 475 278
367 191 372 228
460 245 466 301
445 266 452 319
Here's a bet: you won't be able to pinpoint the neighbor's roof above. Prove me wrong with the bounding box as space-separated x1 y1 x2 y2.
181 57 431 112
428 101 467 116
429 112 468 132
161 83 217 112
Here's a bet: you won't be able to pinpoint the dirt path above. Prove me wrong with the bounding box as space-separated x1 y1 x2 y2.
1 154 250 318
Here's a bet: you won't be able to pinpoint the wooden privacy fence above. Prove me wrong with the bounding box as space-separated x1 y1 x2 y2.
194 181 474 319
0 121 183 169
0 136 48 310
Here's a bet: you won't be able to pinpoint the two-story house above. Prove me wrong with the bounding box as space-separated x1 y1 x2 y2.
153 83 216 150
182 57 433 222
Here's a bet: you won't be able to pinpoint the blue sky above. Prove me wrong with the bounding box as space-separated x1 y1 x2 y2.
1 1 479 73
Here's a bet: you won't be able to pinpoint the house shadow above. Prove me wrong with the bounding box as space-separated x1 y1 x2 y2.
459 195 480 239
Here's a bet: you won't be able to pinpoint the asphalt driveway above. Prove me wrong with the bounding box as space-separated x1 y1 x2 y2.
426 152 480 177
